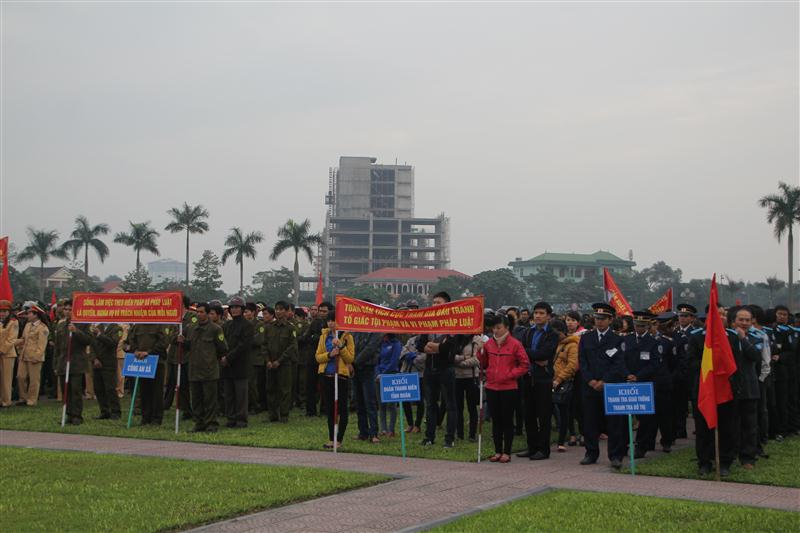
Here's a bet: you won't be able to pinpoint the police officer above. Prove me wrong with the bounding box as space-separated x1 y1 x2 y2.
246 303 266 414
294 307 310 411
180 302 228 433
164 296 196 419
264 301 298 422
53 300 92 424
90 321 123 419
221 296 254 428
772 305 795 439
671 303 696 439
578 303 628 469
127 322 169 426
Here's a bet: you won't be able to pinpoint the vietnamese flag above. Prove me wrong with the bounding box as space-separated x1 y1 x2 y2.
603 268 633 317
0 237 13 302
697 274 737 429
315 270 324 306
648 287 673 315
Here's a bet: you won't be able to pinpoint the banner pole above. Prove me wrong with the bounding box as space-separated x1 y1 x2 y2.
399 400 406 460
628 413 635 476
477 368 485 463
714 427 721 482
127 377 140 429
175 323 183 435
60 331 73 428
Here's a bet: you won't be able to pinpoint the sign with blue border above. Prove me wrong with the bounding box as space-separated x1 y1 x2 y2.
379 373 421 403
604 382 655 415
122 354 159 379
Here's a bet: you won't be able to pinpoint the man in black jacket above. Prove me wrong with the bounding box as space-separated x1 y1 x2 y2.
519 301 559 460
353 327 382 442
303 301 330 416
222 297 255 428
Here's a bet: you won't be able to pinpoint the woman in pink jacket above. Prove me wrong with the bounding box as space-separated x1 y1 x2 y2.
478 315 530 463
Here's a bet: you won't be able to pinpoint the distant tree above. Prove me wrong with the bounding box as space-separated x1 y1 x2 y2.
222 228 264 295
429 276 474 301
758 181 800 310
8 265 39 303
722 275 745 304
343 285 392 305
614 271 652 309
641 261 682 293
756 275 786 307
16 227 67 301
191 250 226 302
250 267 294 306
472 269 527 309
121 267 153 293
114 221 160 274
103 274 123 283
165 202 210 287
270 219 323 306
60 216 110 289
525 271 561 302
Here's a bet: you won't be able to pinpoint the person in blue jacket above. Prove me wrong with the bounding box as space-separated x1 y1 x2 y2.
375 334 403 436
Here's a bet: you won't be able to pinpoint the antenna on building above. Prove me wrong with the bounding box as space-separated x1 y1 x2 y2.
628 249 634 261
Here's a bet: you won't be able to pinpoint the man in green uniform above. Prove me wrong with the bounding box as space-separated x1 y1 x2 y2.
91 322 123 419
221 297 254 428
265 301 298 422
53 300 92 424
164 297 197 419
294 307 311 411
128 323 169 425
247 303 267 414
179 302 227 432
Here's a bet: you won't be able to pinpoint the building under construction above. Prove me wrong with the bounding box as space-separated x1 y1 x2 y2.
322 156 451 287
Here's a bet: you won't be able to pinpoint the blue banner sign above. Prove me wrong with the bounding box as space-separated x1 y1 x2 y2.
122 353 159 379
379 373 421 403
604 382 655 415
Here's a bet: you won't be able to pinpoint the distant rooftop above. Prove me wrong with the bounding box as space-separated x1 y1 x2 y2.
509 250 635 267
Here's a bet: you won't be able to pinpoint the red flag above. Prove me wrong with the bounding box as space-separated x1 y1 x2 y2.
603 268 633 317
49 291 57 321
315 270 324 306
698 274 737 429
648 287 673 315
0 237 13 302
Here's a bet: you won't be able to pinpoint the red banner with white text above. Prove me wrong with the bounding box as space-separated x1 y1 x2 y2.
335 296 484 335
71 291 183 324
603 268 633 317
648 288 673 315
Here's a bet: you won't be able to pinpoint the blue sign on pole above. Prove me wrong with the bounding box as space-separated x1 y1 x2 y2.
379 373 421 403
122 353 159 379
604 382 655 415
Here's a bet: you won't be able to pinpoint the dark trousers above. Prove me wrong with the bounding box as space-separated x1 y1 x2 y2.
636 387 673 450
191 380 219 430
223 378 248 424
757 380 770 446
353 366 378 438
248 364 267 413
582 383 626 460
672 380 689 438
785 355 799 431
736 398 759 465
425 367 457 443
568 370 583 438
42 353 57 398
140 361 165 425
403 376 425 428
322 375 349 442
771 360 788 436
487 388 517 454
164 363 191 417
295 362 306 409
59 374 83 421
555 400 571 445
93 365 120 417
515 377 525 435
525 380 553 457
305 357 320 415
266 363 292 421
694 399 737 466
455 377 479 440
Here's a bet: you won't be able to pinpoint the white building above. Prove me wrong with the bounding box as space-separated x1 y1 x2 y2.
147 258 186 284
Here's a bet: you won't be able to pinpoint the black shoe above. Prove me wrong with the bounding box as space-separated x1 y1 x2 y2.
189 426 205 433
610 458 623 470
698 463 712 476
662 445 672 453
516 450 531 458
16 401 27 406
468 436 477 443
580 455 597 465
205 426 218 433
529 451 548 461
443 440 455 449
633 448 646 460
720 464 731 477
421 439 434 446
279 418 289 423
235 421 248 429
69 417 83 425
225 421 237 428
109 414 121 420
269 417 279 422
758 451 769 459
182 414 193 421
94 414 111 420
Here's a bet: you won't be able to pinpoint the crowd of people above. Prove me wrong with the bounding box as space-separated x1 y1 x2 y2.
1 292 799 476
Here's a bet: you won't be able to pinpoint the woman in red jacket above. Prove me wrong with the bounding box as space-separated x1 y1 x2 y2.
478 315 530 463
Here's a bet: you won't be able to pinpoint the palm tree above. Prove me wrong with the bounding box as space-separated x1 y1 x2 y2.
759 181 800 309
270 219 322 306
756 275 785 307
60 216 110 289
722 275 745 304
222 228 264 295
113 221 160 272
165 203 209 287
16 228 67 301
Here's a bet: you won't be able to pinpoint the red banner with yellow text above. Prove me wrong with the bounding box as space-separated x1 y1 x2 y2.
335 296 484 335
648 288 673 315
603 268 633 317
71 291 184 324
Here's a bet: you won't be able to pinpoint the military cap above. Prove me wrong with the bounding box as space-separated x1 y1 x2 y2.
676 303 697 316
633 309 656 324
657 311 677 322
592 302 616 318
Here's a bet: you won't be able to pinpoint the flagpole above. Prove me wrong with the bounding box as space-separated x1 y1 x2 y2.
714 427 721 482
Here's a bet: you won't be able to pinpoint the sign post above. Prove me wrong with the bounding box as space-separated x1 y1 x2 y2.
379 373 421 460
122 353 159 429
604 382 655 476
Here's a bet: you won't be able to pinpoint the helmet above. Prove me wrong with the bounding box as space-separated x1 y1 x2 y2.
228 296 246 308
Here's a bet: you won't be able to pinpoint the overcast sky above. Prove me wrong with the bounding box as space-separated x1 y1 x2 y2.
1 2 798 293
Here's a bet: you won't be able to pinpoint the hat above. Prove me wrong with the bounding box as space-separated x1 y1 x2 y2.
592 302 615 318
676 303 697 316
0 300 11 311
696 311 707 320
633 310 656 324
483 308 495 316
657 311 677 323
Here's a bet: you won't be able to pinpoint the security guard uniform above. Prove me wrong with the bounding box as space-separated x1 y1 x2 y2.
91 323 123 418
185 318 228 432
264 318 298 422
127 324 169 425
54 318 92 423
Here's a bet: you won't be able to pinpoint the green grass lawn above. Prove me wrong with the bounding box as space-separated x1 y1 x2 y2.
0 397 522 462
429 489 800 532
625 435 800 488
0 446 388 533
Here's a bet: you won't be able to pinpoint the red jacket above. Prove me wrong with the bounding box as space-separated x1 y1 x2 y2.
478 334 530 391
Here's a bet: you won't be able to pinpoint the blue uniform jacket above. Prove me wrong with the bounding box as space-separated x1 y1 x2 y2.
578 329 627 387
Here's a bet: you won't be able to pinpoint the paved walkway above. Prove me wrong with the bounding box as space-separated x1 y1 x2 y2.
2 430 798 532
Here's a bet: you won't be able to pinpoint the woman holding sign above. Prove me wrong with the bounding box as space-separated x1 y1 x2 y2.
477 315 529 463
316 312 355 449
